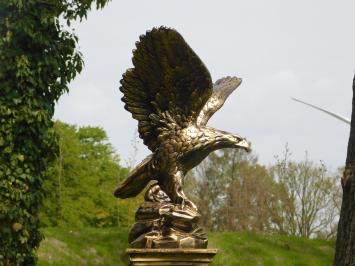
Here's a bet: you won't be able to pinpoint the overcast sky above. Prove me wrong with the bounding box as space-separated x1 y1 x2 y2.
54 0 355 170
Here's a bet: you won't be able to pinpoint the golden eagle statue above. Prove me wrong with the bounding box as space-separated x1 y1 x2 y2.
114 27 250 248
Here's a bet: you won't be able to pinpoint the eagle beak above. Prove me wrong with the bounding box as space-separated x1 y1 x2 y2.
235 137 251 152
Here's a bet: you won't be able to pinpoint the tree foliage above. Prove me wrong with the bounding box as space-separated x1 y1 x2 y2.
0 1 110 264
187 147 340 239
187 149 288 233
271 145 340 239
39 121 132 228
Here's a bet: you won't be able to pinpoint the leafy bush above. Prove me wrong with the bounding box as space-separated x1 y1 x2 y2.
0 1 110 264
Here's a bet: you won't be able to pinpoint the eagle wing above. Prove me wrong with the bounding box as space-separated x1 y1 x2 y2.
196 76 242 126
120 27 213 151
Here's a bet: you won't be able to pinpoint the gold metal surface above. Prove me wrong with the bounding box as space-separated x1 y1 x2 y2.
114 27 251 248
127 248 218 266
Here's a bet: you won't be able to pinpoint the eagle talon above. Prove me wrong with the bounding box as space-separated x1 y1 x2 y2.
184 199 198 211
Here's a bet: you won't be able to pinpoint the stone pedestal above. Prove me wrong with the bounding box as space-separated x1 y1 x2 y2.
127 248 217 266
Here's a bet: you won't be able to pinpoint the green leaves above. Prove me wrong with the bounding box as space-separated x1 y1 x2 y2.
0 0 111 264
40 121 129 228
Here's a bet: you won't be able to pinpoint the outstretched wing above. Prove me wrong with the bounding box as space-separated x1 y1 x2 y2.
197 76 242 126
120 27 213 151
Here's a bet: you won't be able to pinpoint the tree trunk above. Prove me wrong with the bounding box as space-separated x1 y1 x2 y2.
333 74 355 266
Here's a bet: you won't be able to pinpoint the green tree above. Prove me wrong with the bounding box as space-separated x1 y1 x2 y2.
40 121 131 228
0 1 110 264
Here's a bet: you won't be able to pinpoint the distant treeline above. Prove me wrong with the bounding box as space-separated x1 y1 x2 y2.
186 146 341 240
41 121 341 240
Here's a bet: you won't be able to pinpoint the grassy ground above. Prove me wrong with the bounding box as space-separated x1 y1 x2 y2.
37 227 334 266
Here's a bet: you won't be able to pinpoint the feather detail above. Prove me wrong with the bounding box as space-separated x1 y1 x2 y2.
120 27 213 151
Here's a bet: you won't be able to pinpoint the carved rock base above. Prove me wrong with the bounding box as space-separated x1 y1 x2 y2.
129 185 208 249
127 248 217 266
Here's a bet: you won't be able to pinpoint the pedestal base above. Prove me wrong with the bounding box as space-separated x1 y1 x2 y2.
127 248 217 266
